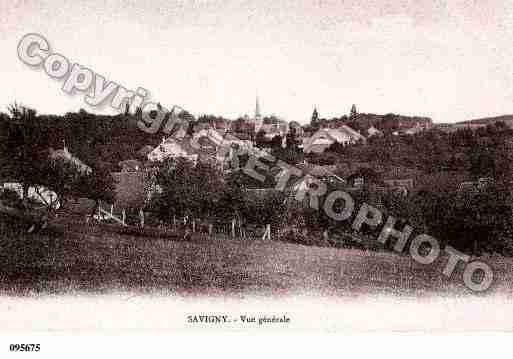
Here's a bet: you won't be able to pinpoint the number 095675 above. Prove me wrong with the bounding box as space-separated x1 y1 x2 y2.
9 344 40 352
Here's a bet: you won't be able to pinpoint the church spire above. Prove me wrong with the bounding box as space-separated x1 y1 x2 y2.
255 96 261 120
254 96 263 133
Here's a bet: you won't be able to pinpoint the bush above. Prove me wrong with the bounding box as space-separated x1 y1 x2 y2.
0 188 22 206
278 229 313 246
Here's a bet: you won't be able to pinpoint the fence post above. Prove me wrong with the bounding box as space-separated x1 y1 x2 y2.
231 219 236 238
192 218 196 233
262 224 271 241
122 209 126 226
209 223 213 236
139 208 145 228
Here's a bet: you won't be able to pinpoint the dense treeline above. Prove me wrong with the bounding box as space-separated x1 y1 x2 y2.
304 123 513 255
0 105 116 217
322 122 513 179
149 158 285 224
1 107 195 173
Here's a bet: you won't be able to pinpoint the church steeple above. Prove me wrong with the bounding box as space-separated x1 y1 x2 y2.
254 96 263 133
255 96 261 120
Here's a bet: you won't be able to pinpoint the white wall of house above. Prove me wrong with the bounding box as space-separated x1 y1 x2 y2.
2 183 60 209
303 127 365 153
147 139 196 163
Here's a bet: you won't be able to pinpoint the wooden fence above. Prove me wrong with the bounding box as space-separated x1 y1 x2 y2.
89 203 275 241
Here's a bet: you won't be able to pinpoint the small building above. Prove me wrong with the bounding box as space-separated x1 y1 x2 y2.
146 129 252 169
2 182 60 209
402 123 425 135
366 126 383 138
49 145 92 175
147 136 198 164
303 127 366 154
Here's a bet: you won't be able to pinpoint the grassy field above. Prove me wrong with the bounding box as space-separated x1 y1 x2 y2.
1 219 512 298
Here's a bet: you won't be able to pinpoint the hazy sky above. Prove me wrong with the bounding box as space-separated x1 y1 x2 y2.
2 0 513 123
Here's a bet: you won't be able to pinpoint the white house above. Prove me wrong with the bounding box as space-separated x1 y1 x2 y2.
2 183 60 209
147 137 198 163
302 126 366 153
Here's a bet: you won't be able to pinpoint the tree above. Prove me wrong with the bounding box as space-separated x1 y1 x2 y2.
152 158 224 222
327 141 346 154
38 157 84 210
242 189 286 227
310 108 320 128
3 103 49 202
272 135 304 164
218 171 246 222
255 130 267 148
286 124 301 149
350 104 358 118
34 155 116 218
269 134 283 149
78 164 116 217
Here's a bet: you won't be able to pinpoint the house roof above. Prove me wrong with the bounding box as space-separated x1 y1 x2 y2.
312 127 365 143
279 163 345 195
147 137 195 162
194 128 225 147
296 163 338 177
303 127 366 152
403 125 424 135
148 131 236 164
49 147 92 175
367 126 383 137
329 126 366 142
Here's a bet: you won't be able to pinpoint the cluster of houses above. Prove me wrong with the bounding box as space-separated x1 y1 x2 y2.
0 100 443 225
302 126 367 153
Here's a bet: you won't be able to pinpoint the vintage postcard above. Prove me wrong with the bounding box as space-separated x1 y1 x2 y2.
1 0 513 343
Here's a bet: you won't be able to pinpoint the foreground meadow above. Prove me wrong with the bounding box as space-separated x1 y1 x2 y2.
1 219 512 299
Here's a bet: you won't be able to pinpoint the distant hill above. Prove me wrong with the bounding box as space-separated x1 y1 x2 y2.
460 114 513 128
342 113 432 132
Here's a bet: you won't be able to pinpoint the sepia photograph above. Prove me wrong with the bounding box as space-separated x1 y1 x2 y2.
1 0 513 348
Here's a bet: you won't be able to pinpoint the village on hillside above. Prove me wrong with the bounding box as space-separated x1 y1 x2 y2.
2 98 513 259
8 0 513 342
